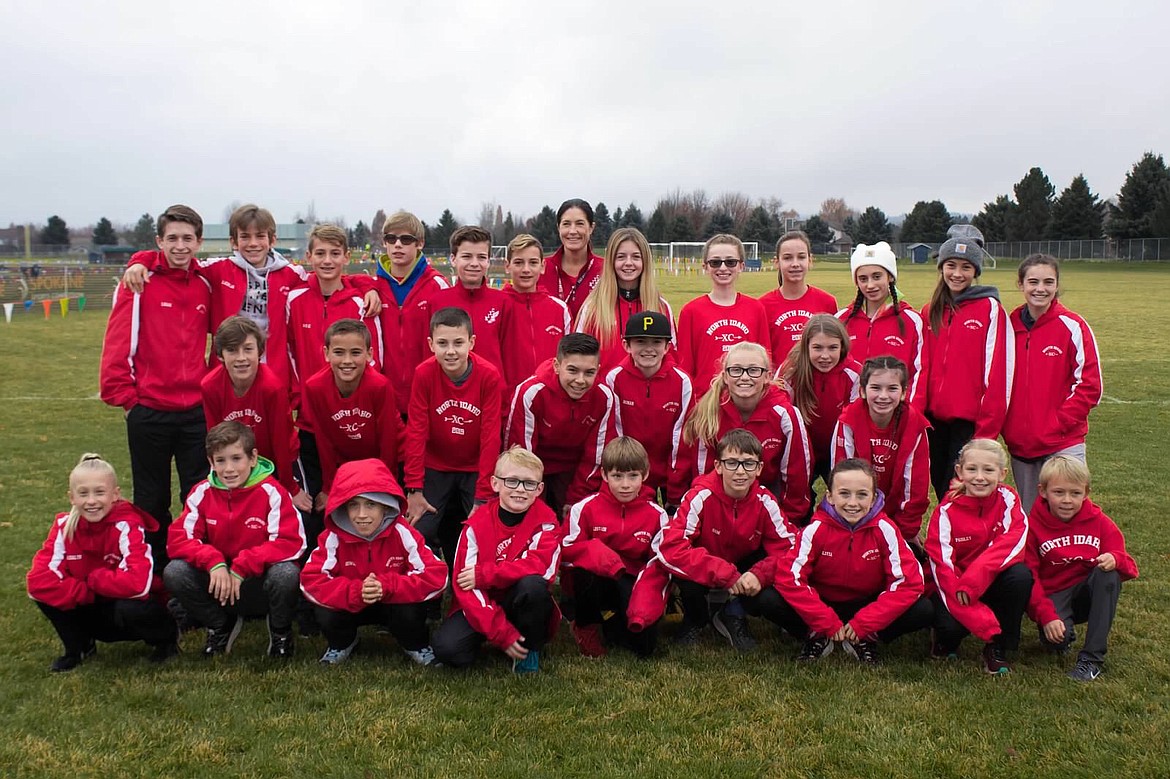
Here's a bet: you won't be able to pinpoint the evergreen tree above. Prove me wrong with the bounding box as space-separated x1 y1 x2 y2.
430 209 461 252
502 212 517 243
528 206 559 249
1048 175 1104 239
743 205 779 246
612 207 624 228
666 214 694 242
1007 167 1055 241
1108 152 1170 239
622 202 645 231
802 215 833 254
92 217 118 245
40 215 69 246
646 207 668 242
350 220 371 249
129 213 154 248
371 209 387 242
1149 180 1170 238
972 195 1015 243
853 207 892 245
899 201 952 243
702 211 735 239
841 216 857 241
593 202 614 247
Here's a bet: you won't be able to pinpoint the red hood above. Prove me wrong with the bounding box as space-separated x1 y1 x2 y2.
324 458 406 523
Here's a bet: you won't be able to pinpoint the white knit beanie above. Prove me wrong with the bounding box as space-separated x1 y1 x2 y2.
850 242 898 281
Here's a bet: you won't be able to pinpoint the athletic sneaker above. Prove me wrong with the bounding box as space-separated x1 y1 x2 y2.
267 629 295 660
50 639 97 672
512 649 540 675
167 597 199 633
672 620 706 646
843 640 880 665
571 622 608 658
319 638 359 665
203 615 244 658
1067 658 1103 682
404 645 437 666
929 630 959 660
1040 625 1075 655
982 642 1011 675
712 611 758 653
797 635 834 662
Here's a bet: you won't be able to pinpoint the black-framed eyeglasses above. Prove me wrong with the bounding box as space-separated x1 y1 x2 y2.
718 458 761 472
383 233 419 246
725 366 767 378
706 258 742 268
495 476 541 491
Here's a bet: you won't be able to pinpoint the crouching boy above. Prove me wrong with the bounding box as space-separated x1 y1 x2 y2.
432 447 562 674
165 422 306 659
301 459 448 666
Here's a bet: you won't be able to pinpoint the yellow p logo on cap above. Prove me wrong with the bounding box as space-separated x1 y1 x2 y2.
643 315 654 330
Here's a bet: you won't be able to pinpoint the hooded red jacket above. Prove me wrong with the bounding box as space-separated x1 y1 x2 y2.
832 397 931 540
27 501 159 609
775 498 924 639
1003 301 1102 459
925 485 1028 642
604 356 696 505
787 358 860 470
300 459 447 612
500 285 571 394
837 301 928 411
99 250 212 412
655 471 798 590
167 458 306 579
1025 496 1138 625
505 359 618 504
450 498 563 649
760 285 838 364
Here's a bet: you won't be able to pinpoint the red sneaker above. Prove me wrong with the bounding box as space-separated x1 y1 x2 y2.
571 621 607 658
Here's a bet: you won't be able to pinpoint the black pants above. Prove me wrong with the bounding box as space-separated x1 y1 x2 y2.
125 404 207 560
572 569 657 657
414 469 476 563
934 563 1032 651
35 598 175 656
1039 568 1122 663
432 575 553 668
539 472 573 519
163 559 301 633
314 603 429 652
926 416 976 501
676 552 806 638
816 596 935 643
295 429 324 553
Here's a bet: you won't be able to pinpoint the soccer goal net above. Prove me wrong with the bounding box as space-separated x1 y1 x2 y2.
650 241 760 273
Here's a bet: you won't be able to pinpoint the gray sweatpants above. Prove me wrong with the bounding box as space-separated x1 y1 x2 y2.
1038 567 1121 663
1010 443 1086 511
164 559 301 633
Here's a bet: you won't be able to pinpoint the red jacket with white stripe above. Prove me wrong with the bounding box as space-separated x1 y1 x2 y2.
450 498 563 649
575 295 676 373
539 248 603 322
505 359 619 504
405 282 514 380
759 285 838 364
837 301 929 411
788 358 860 470
192 255 308 337
925 485 1028 642
300 459 447 612
302 366 400 493
832 398 931 540
1003 302 1102 459
675 293 771 392
678 384 812 519
562 485 668 578
500 285 571 395
1025 496 1138 625
404 354 502 500
655 471 798 589
921 291 1014 438
167 458 306 579
99 250 212 412
375 267 450 412
201 363 300 497
27 501 159 609
775 498 924 638
604 356 695 505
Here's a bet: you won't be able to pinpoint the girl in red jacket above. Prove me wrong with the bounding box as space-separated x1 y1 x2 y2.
778 314 859 521
837 241 927 411
758 230 838 364
576 227 675 372
680 341 811 520
301 459 448 666
926 439 1032 674
1002 254 1102 510
832 356 931 544
1025 457 1138 682
27 454 177 671
775 459 931 665
922 235 1014 500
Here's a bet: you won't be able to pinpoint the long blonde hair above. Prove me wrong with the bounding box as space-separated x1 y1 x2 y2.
950 438 1007 496
64 453 118 541
683 341 773 445
779 314 850 423
577 227 665 344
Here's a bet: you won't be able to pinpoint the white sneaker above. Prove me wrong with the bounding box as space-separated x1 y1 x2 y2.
319 638 358 665
404 645 436 666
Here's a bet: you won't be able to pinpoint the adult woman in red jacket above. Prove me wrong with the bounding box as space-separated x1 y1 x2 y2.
539 198 604 322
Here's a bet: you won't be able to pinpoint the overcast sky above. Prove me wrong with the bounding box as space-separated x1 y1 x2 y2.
4 0 1168 229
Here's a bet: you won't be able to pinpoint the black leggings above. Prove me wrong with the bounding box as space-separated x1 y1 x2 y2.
35 598 176 656
927 416 976 501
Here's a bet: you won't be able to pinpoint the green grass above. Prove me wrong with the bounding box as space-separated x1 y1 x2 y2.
2 264 1169 777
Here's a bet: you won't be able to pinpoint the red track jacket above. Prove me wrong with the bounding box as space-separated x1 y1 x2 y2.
500 285 571 395
405 282 514 380
837 301 929 411
759 285 838 364
788 358 860 470
375 266 450 412
538 248 603 322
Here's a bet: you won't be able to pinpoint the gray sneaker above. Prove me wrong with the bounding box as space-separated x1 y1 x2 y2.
1067 658 1103 682
319 638 359 665
712 611 758 653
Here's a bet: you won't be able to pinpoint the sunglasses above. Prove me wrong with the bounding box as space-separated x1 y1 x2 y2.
383 234 419 246
705 258 742 268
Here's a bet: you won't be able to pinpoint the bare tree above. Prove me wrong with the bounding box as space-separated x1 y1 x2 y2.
371 209 387 240
819 197 856 228
222 200 242 222
477 202 497 230
714 192 754 232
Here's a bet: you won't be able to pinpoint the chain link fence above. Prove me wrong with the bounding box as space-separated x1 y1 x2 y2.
894 238 1169 262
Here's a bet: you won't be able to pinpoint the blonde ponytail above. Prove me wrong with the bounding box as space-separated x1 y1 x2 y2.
64 453 118 541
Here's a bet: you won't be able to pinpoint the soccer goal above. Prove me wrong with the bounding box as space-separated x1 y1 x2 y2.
651 241 760 273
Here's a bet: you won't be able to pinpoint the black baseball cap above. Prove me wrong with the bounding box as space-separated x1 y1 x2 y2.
624 310 672 339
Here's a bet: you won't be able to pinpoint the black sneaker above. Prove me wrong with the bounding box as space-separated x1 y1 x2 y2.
50 640 97 672
1067 658 1103 682
268 623 295 659
844 640 880 665
797 635 834 661
203 615 243 658
982 642 1011 675
673 620 706 646
712 611 758 653
167 597 200 633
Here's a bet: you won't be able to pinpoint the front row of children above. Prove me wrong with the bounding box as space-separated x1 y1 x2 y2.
29 423 1136 681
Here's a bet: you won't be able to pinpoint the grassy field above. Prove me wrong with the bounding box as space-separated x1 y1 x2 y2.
1 262 1168 778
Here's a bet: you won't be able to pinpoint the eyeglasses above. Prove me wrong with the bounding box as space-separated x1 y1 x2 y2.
383 234 419 246
705 258 742 268
725 366 767 378
495 476 541 491
718 458 761 472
